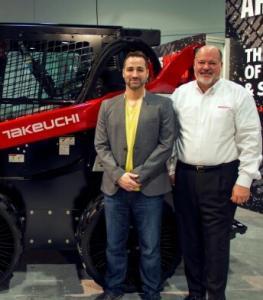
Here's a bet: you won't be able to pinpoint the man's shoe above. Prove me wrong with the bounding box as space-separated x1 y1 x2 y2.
95 292 123 300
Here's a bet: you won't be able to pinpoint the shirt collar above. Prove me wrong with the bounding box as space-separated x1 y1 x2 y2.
124 89 146 100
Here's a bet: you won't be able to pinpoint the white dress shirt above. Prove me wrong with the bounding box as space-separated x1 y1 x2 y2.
170 78 262 188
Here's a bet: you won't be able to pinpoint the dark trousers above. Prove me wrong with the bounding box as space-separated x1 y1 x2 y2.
174 161 238 300
104 189 163 299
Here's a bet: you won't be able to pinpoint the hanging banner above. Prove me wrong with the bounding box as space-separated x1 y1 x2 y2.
226 0 263 108
226 0 263 213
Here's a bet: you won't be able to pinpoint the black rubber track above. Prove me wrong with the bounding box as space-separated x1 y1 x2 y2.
0 194 23 285
77 194 181 292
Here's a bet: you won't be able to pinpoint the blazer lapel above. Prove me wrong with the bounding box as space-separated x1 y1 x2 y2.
135 92 150 147
115 94 127 150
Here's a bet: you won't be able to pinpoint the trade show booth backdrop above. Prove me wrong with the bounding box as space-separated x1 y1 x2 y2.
226 0 263 212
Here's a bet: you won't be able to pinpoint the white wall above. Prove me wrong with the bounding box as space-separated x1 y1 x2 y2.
0 0 225 43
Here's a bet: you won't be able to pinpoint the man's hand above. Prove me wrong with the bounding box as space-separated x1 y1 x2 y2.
231 184 250 204
117 173 141 192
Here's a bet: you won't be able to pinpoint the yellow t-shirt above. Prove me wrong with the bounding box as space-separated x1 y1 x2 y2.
125 98 142 173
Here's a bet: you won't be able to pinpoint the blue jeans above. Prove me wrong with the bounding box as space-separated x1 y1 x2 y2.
104 189 163 299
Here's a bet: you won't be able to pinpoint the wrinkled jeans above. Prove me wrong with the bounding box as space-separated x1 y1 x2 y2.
104 189 163 299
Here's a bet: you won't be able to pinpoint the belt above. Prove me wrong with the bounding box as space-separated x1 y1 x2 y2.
177 161 223 173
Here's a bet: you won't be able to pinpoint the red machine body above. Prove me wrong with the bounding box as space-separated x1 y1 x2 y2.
0 44 197 149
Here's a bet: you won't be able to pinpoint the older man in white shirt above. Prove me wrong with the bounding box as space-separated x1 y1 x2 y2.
170 45 262 300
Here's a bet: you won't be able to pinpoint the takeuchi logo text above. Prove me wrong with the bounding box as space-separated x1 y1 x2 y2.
2 113 80 139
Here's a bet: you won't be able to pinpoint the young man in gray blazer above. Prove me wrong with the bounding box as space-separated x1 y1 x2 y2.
94 51 176 300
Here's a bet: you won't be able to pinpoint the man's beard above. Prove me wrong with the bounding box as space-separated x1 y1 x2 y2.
126 78 147 90
196 74 219 87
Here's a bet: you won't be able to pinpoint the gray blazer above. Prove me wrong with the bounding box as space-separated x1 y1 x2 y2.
94 91 176 196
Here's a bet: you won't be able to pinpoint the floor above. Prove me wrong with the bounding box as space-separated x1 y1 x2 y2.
0 207 262 300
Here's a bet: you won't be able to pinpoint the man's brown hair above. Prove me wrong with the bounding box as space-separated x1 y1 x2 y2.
123 51 149 68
